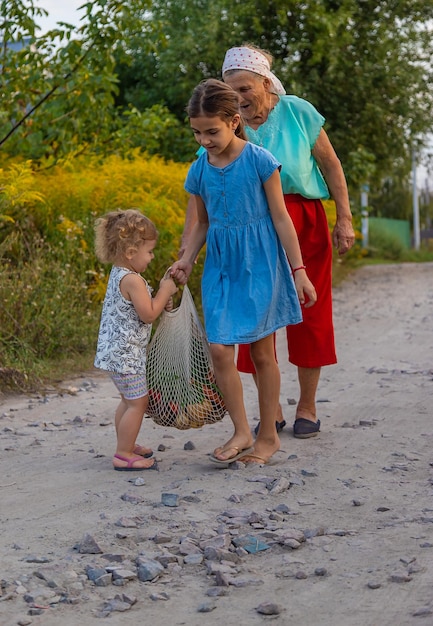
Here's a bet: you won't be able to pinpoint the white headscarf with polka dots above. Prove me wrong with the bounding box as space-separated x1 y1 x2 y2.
222 46 286 95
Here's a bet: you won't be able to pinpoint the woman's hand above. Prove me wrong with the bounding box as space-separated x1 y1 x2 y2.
332 217 356 256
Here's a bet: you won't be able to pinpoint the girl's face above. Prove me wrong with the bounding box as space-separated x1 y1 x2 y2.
127 238 157 273
189 114 240 157
224 71 270 122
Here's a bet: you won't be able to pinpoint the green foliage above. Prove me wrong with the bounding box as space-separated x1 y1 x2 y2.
0 154 205 392
0 0 154 162
114 0 433 211
367 229 406 261
3 1 433 200
111 105 197 162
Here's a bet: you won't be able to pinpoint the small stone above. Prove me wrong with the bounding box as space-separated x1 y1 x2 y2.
95 573 113 587
111 569 137 582
206 587 229 597
121 493 144 504
389 572 412 583
413 607 432 617
184 554 203 565
161 493 179 507
24 555 51 564
150 592 169 601
184 441 195 450
197 602 217 612
115 517 138 528
153 533 173 544
314 567 327 577
269 477 290 494
129 477 145 486
86 566 107 582
256 602 281 615
274 503 291 514
367 581 381 589
77 533 103 554
214 571 230 587
232 535 270 554
157 444 166 451
137 559 164 582
301 468 318 477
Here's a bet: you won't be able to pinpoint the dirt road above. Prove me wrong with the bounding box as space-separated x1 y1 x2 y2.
1 263 432 626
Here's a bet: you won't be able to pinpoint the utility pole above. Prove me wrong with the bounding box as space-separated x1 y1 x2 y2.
412 149 420 250
361 184 369 248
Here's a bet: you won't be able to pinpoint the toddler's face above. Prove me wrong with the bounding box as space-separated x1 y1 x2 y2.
130 239 157 273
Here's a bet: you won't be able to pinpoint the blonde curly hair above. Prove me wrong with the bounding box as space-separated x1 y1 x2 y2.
94 209 158 264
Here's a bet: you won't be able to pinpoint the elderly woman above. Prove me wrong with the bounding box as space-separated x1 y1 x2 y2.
181 44 355 447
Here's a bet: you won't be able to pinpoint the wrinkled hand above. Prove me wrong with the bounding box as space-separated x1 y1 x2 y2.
332 218 356 256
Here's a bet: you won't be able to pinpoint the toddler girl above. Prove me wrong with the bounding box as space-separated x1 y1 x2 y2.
94 209 177 471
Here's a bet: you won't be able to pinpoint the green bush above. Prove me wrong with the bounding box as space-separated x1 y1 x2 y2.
367 229 405 260
0 155 204 392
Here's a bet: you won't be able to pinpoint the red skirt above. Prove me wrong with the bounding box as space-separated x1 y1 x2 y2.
237 194 337 372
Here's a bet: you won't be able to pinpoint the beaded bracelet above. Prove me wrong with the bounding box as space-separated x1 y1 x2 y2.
292 265 307 274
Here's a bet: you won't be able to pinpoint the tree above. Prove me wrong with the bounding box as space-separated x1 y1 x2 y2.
115 0 433 210
0 0 154 163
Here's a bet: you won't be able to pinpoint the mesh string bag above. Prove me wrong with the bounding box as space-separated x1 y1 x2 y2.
146 285 226 429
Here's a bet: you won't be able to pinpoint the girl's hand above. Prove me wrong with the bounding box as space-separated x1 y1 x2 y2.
170 260 192 285
165 296 174 312
294 270 317 308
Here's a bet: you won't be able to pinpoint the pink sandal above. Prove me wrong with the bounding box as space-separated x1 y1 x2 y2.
113 454 158 471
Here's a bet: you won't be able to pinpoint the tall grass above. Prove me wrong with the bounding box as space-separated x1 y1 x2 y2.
0 155 204 392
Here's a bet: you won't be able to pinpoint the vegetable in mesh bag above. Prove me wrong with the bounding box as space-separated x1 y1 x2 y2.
146 285 226 429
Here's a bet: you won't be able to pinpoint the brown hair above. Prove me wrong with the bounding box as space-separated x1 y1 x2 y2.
186 78 247 140
94 209 158 264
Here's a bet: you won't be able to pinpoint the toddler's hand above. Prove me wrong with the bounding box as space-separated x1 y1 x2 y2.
165 296 174 312
160 275 178 297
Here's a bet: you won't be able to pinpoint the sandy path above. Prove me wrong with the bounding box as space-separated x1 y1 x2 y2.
1 262 432 626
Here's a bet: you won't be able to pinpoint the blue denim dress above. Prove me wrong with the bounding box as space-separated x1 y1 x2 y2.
185 142 302 345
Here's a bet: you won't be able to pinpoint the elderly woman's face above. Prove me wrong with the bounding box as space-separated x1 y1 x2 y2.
224 71 269 123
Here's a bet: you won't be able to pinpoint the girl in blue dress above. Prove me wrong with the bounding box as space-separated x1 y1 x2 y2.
171 79 316 465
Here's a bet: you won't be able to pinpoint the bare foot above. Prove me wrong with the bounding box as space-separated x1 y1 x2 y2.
247 434 280 464
239 452 271 465
133 444 153 458
213 436 254 462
